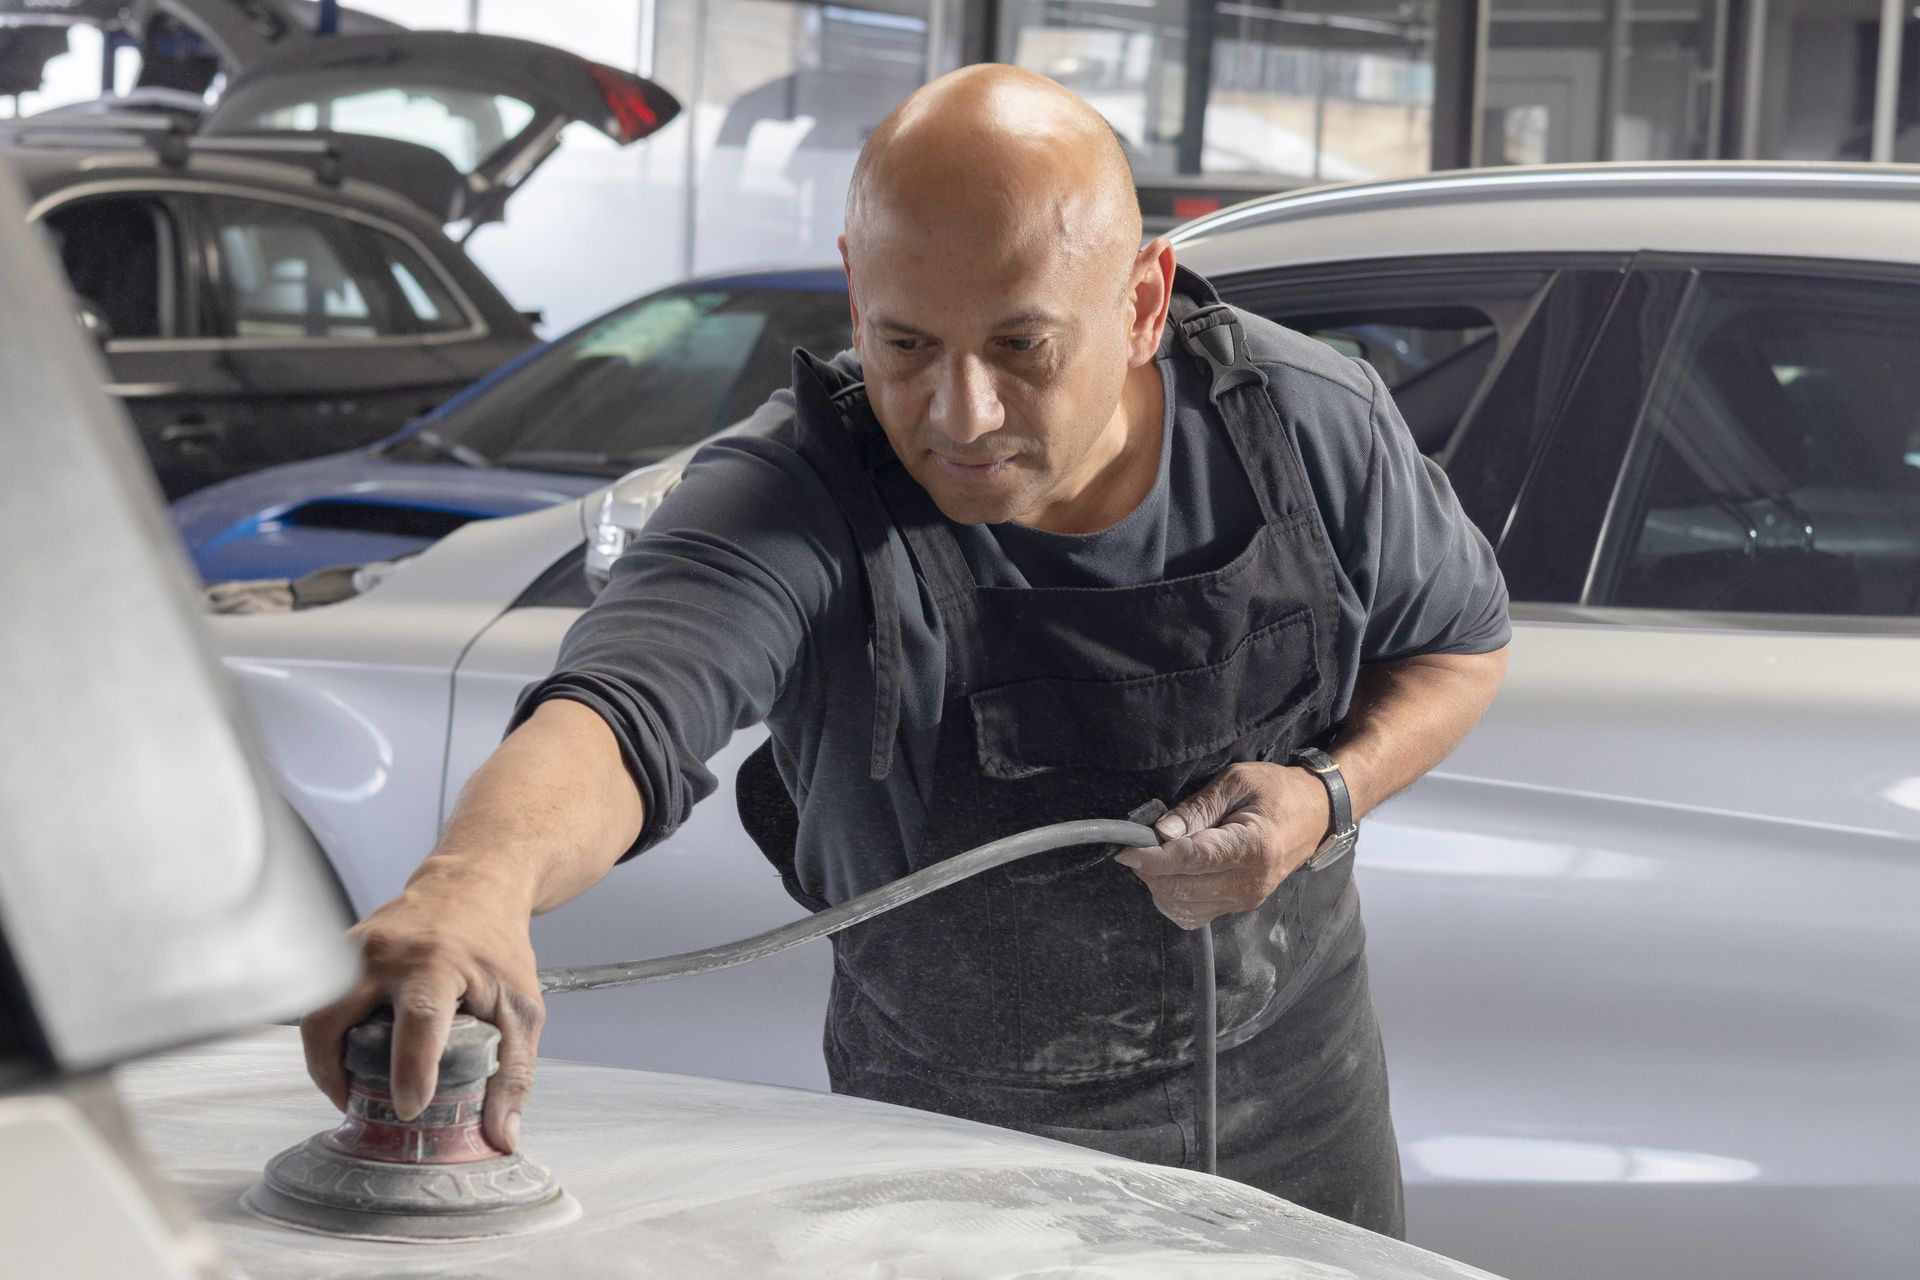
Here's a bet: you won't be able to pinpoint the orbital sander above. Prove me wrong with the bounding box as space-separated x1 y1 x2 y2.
244 1010 580 1241
249 814 1223 1243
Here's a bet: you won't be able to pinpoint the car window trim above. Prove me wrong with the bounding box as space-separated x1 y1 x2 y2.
149 194 182 341
1577 265 1702 606
29 178 487 350
1495 261 1697 603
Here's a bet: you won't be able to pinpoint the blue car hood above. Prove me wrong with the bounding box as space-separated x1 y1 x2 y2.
173 452 604 583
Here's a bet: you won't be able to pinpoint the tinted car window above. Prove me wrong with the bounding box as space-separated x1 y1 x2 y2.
377 244 468 333
1595 272 1920 618
41 195 178 340
204 196 461 339
402 284 851 476
1284 308 1498 456
1220 268 1558 468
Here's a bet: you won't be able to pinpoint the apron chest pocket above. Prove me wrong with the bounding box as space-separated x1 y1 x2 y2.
968 608 1324 781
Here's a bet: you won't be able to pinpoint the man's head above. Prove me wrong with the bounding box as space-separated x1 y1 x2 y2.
841 65 1175 530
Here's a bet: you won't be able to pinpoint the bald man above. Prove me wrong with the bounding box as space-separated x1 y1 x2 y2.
302 66 1509 1236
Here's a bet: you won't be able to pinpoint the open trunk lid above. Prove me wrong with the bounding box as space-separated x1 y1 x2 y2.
201 31 680 227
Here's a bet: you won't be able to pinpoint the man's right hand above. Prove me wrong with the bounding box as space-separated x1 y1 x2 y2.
298 698 646 1157
299 863 545 1155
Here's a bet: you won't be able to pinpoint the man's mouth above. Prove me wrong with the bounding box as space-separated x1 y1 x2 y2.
930 452 1016 478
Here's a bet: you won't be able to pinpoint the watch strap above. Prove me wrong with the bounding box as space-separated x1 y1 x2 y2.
1289 746 1358 870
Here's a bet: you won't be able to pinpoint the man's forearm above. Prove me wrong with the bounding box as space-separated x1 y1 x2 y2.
1330 646 1509 822
410 698 647 916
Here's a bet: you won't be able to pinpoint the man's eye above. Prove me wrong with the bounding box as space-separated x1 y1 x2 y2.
887 338 923 353
1002 337 1043 353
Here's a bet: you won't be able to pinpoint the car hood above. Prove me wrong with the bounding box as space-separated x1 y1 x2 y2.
121 1027 1498 1279
173 452 603 582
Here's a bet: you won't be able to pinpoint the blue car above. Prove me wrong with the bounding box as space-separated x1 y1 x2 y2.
174 267 852 582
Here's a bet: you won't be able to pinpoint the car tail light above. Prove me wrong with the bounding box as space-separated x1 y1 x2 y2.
581 60 663 144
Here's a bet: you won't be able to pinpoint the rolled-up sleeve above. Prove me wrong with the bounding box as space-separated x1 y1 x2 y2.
509 423 852 857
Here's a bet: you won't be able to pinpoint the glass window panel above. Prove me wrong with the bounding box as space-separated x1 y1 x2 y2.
1286 308 1498 456
389 262 443 323
1748 0 1883 161
663 0 926 275
207 197 407 340
40 196 175 340
378 242 470 334
475 0 644 67
1485 0 1728 165
0 22 106 116
241 85 537 173
413 284 853 474
1001 0 1437 183
1598 273 1920 618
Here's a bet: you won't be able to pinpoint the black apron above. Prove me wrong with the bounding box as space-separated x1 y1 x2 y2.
737 268 1404 1236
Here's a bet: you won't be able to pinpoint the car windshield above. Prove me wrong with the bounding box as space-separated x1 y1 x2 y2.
390 282 850 476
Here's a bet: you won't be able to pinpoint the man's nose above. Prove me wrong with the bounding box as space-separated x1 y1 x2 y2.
927 354 1004 445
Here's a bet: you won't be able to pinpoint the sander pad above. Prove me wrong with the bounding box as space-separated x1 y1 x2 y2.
243 1012 580 1242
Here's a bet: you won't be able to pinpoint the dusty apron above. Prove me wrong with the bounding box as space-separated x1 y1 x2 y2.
736 268 1404 1235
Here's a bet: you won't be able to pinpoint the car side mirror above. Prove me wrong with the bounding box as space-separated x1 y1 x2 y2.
74 299 113 347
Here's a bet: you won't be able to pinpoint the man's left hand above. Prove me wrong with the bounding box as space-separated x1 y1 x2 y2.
1114 762 1332 929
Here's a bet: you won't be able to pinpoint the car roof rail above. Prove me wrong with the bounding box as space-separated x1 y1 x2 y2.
0 113 347 185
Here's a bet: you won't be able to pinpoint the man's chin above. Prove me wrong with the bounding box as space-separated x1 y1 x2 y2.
912 465 1028 526
925 487 1019 526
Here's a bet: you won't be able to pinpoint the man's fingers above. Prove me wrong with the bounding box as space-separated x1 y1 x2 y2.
479 984 544 1154
1141 867 1265 906
1153 765 1257 841
389 975 463 1120
1148 890 1234 930
1117 823 1259 877
300 985 382 1112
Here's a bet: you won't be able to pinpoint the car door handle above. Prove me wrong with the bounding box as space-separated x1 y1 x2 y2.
159 417 224 448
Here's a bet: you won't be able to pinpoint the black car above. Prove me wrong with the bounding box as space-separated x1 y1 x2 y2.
4 28 679 498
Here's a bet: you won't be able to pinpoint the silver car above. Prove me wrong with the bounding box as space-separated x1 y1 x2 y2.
212 163 1920 1280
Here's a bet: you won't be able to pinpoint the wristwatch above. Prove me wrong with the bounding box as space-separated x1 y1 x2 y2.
1289 746 1358 870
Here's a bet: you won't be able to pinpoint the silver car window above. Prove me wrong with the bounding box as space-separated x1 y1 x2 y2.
1594 271 1920 618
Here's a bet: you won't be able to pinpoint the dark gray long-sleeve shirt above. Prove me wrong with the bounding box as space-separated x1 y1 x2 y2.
515 312 1510 904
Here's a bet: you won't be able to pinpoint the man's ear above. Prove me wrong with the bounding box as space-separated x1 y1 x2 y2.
838 235 860 341
1128 237 1176 368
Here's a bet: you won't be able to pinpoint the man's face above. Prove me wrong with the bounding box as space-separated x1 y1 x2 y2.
844 227 1144 528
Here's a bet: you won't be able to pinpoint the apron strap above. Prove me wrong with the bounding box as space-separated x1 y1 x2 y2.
874 461 977 605
1166 264 1306 526
791 351 906 781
